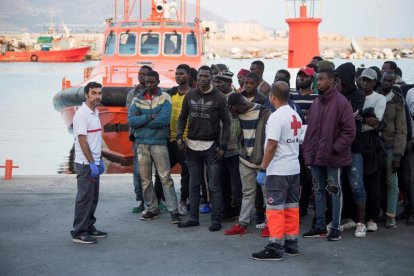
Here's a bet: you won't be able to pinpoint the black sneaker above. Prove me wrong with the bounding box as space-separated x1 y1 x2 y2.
283 246 299 256
141 211 159 221
327 228 342 241
251 249 283 261
208 223 222 232
87 229 108 238
302 228 328 238
177 220 200 228
72 233 97 244
170 212 181 224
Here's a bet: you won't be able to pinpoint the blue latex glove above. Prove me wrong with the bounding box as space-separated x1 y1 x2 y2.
99 159 105 175
89 163 99 178
256 171 266 186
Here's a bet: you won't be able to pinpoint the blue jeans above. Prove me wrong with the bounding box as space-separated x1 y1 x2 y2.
186 143 223 224
133 140 143 201
384 149 399 216
345 153 366 205
311 166 343 230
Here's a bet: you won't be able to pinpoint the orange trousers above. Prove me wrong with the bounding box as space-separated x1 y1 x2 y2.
265 174 300 240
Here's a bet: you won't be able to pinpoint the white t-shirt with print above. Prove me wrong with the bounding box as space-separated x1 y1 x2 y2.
265 105 301 176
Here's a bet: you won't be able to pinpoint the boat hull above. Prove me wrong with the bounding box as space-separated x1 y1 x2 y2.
0 46 90 62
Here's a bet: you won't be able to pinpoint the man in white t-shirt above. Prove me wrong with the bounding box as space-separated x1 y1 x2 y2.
71 82 107 244
252 81 302 261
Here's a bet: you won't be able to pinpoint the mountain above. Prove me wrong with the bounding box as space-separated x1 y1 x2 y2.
0 0 228 33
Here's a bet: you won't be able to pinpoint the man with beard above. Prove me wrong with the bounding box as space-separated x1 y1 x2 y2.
302 68 355 241
290 66 317 218
176 66 231 231
380 71 407 229
71 82 107 244
336 62 367 237
290 66 317 122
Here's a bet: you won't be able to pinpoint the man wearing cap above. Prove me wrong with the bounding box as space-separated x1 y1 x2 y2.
215 70 243 221
237 69 249 92
250 60 271 97
302 67 355 241
359 68 386 233
290 66 317 218
290 66 317 121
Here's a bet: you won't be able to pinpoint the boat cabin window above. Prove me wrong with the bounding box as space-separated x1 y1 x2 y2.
119 32 137 55
163 33 182 55
186 33 198 56
140 33 160 55
104 32 116 55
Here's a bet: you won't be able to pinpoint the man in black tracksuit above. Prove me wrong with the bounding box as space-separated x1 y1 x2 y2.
176 65 231 231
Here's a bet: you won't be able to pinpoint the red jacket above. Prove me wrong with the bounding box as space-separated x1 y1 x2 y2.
302 87 356 167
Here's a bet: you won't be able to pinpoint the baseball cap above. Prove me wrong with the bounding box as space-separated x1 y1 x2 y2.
298 66 315 76
361 68 377 80
237 69 250 77
317 60 335 71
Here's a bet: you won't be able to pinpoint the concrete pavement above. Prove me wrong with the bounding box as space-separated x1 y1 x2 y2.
0 175 413 275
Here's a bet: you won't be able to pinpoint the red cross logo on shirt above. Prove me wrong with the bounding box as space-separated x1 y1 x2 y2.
291 115 302 136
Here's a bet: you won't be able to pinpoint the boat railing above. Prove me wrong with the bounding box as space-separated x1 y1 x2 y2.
83 66 95 81
102 65 140 87
61 78 71 90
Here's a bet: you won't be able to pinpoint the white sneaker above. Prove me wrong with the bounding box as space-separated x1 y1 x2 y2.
342 219 357 230
141 209 148 215
256 222 266 229
178 201 188 216
326 221 344 232
354 223 367 238
367 220 378 232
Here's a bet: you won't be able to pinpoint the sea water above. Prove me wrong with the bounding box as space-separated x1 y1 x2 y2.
0 58 413 175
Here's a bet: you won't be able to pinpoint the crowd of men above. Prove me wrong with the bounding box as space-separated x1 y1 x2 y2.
70 57 414 261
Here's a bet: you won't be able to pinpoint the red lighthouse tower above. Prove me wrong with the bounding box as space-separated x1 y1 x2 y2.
286 0 322 68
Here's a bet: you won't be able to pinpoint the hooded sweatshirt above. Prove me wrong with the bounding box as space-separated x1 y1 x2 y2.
336 62 365 153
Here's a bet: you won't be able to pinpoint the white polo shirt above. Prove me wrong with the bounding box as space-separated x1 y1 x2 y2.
265 105 302 176
73 102 102 165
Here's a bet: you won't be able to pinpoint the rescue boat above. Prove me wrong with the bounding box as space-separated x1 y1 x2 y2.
53 0 205 164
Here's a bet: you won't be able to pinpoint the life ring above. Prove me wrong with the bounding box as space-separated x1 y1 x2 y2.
30 54 38 62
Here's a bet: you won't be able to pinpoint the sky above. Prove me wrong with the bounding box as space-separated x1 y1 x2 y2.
200 0 414 39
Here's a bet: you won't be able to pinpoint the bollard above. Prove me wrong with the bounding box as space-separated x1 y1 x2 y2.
0 159 19 180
